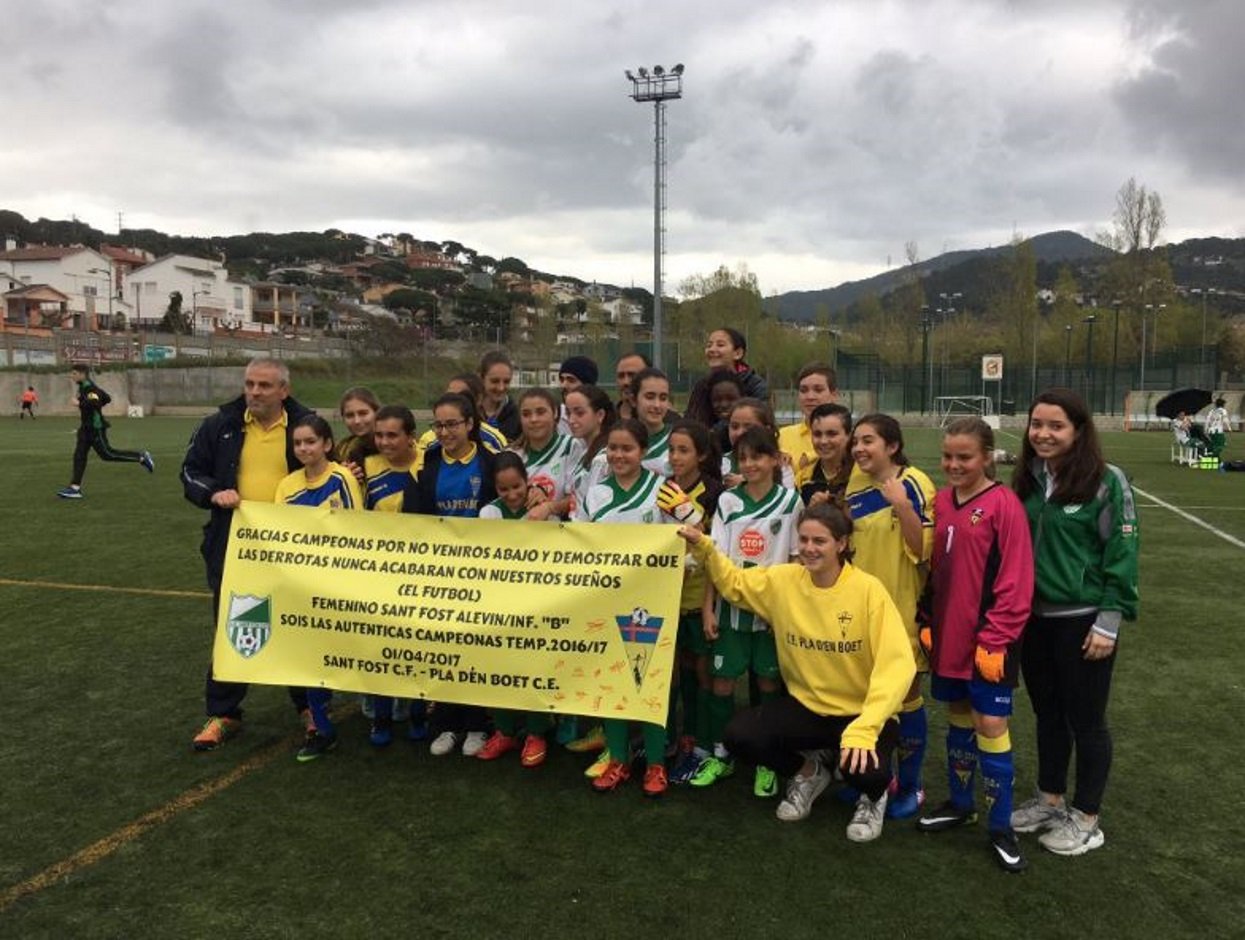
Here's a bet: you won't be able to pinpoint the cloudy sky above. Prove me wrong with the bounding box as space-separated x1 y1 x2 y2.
2 0 1242 294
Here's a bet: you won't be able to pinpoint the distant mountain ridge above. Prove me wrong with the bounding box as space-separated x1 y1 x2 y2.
768 230 1115 321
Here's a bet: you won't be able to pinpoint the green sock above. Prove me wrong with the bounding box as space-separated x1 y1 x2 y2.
709 693 734 757
493 710 518 737
695 687 712 751
524 711 552 736
643 722 667 767
603 719 630 760
679 666 699 741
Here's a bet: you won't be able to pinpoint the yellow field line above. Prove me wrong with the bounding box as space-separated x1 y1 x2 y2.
0 740 287 913
0 702 358 913
0 577 210 600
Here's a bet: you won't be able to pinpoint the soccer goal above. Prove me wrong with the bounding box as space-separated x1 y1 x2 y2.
933 395 999 429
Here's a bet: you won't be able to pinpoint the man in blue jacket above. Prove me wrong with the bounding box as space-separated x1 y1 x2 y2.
181 357 314 750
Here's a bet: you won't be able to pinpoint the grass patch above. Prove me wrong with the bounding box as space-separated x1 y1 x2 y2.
2 417 1243 935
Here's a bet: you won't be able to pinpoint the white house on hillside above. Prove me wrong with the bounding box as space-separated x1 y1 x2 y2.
126 254 253 332
0 245 131 329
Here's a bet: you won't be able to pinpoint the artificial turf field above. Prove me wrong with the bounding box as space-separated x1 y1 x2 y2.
1 414 1243 938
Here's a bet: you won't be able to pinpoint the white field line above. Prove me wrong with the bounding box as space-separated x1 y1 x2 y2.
995 429 1245 550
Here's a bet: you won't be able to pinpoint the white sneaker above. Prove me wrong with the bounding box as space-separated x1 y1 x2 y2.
1011 794 1066 833
775 762 831 822
461 731 488 757
429 731 460 756
846 790 888 842
1039 807 1105 856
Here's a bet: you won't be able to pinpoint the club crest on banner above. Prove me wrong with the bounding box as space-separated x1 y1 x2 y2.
227 593 272 658
616 606 664 690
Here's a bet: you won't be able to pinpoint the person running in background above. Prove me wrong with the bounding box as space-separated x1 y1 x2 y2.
845 413 936 820
273 414 363 762
796 403 853 507
916 418 1033 873
57 364 154 499
778 362 837 475
1009 388 1139 857
19 385 38 419
679 501 916 841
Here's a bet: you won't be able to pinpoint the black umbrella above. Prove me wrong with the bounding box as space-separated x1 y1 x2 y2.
1156 387 1212 420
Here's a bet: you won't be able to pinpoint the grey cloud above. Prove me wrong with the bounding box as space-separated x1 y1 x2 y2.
1115 0 1245 183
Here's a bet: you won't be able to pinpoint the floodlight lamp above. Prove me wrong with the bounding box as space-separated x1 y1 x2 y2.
673 63 684 74
625 70 635 80
653 65 664 75
638 67 648 77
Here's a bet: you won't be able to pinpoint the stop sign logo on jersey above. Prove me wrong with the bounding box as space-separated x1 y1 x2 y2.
738 528 767 559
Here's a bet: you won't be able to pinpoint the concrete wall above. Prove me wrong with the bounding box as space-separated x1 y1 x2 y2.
0 366 247 416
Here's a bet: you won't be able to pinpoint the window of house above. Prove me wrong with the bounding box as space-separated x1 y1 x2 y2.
234 286 244 309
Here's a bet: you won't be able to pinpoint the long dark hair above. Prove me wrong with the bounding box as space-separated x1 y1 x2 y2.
294 414 336 451
810 402 853 488
853 413 909 467
686 368 743 428
432 392 483 447
566 384 618 470
669 419 722 484
1013 388 1105 505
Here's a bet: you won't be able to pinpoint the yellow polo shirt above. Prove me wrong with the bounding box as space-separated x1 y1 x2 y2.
778 421 816 476
238 410 290 502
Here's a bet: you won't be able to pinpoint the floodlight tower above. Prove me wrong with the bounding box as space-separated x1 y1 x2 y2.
626 63 684 369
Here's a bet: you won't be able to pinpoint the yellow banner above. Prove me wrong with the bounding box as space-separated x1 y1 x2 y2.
214 501 684 724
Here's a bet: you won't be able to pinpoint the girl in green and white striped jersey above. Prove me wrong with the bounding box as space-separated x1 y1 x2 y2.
631 367 675 477
574 420 671 798
693 425 802 798
509 388 577 516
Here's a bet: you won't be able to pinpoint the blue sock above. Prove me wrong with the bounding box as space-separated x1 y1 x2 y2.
897 705 927 792
308 688 335 737
372 696 394 721
977 731 1014 832
946 721 977 810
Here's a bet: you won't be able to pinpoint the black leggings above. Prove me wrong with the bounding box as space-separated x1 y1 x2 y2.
725 695 898 800
1020 613 1116 814
71 426 144 484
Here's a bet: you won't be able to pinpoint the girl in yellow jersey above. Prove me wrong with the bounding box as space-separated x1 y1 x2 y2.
273 415 363 762
362 405 423 745
336 386 380 467
845 413 936 819
679 501 916 840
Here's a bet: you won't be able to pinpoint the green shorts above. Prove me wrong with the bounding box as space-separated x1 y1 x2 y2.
678 611 711 657
711 629 779 680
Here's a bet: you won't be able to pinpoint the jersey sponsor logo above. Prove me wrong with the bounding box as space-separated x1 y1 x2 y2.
530 472 556 499
738 528 767 559
1063 504 1082 515
227 593 271 658
970 507 985 525
837 610 854 638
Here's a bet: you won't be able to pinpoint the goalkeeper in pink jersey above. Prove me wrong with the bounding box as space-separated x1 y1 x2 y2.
916 417 1033 873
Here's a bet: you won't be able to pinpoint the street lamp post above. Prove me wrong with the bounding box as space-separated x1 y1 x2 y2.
920 308 932 414
1110 300 1121 414
87 266 114 329
626 63 684 371
1063 324 1073 386
1192 288 1215 389
1083 315 1097 409
938 292 961 396
1139 303 1165 392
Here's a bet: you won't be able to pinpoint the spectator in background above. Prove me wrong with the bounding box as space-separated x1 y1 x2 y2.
557 355 599 434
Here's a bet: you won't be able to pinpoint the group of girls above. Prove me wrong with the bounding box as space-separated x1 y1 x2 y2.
270 338 1137 873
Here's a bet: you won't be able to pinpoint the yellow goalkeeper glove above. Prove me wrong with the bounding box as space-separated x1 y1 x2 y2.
656 481 702 526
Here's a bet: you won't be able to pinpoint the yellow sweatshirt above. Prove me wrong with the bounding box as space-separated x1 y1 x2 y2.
693 539 916 750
